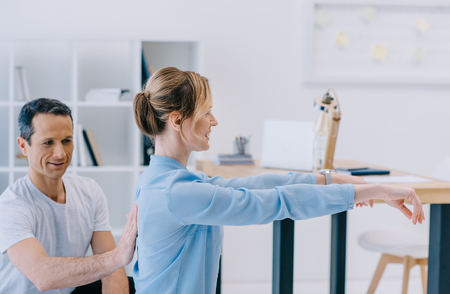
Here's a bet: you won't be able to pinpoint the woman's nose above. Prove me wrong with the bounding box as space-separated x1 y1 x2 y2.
211 114 218 126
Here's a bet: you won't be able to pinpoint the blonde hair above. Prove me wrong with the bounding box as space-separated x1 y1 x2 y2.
133 67 212 138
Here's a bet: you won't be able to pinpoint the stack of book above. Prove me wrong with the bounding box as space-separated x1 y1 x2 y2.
211 154 254 165
77 123 103 166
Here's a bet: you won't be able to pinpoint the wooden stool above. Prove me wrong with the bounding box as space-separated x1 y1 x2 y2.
367 253 427 294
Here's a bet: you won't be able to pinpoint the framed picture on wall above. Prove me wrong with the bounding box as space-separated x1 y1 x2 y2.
305 0 450 84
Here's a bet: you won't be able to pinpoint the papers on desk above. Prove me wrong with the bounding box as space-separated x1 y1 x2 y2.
362 175 433 184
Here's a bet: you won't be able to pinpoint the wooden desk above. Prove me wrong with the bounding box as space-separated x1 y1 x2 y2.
196 159 450 294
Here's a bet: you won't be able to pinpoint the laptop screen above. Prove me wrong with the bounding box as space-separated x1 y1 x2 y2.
260 120 315 171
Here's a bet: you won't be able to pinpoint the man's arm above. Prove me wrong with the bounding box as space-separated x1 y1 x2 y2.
7 203 137 292
91 231 128 293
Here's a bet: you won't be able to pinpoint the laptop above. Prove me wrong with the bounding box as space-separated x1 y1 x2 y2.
260 120 315 171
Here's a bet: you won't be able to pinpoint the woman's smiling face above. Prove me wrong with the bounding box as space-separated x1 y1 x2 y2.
182 106 218 152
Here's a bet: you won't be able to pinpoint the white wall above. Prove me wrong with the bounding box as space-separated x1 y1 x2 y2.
2 0 448 284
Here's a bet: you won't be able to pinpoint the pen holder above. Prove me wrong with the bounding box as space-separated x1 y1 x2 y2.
234 136 250 155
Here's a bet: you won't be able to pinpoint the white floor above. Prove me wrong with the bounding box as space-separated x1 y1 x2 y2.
222 277 424 294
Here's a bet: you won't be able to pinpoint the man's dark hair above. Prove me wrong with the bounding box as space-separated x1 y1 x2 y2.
18 98 73 145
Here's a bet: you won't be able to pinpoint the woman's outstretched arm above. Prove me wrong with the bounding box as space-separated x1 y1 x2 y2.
167 171 423 226
168 170 354 226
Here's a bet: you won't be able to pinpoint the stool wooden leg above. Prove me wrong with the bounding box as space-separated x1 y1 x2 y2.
420 264 427 294
402 256 413 294
367 254 390 294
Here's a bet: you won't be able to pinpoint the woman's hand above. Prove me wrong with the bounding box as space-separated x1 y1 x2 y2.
381 186 425 225
354 184 425 225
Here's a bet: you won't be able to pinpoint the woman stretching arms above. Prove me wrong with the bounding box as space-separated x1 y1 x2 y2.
132 67 424 294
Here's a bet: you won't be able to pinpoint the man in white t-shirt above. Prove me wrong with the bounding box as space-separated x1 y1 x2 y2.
0 98 137 293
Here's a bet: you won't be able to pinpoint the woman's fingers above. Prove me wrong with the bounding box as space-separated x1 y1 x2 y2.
396 204 413 220
413 204 421 224
408 190 423 224
382 186 425 224
412 202 424 225
355 200 374 208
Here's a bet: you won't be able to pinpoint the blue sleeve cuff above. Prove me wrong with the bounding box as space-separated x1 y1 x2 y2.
309 173 317 185
346 184 355 210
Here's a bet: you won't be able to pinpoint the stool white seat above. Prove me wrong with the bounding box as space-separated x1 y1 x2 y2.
358 225 429 259
359 157 450 294
358 210 429 294
358 209 429 294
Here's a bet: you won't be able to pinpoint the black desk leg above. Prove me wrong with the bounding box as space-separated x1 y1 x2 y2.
330 211 347 294
272 219 295 294
428 204 450 294
216 256 221 294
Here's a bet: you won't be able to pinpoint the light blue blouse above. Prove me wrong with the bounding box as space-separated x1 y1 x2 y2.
133 155 354 294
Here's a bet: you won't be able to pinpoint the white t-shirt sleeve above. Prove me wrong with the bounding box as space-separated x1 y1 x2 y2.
0 192 35 254
92 183 111 232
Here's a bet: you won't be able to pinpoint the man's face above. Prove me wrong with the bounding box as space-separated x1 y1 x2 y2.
18 114 73 181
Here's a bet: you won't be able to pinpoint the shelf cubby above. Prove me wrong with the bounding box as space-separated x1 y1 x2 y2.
77 106 137 166
76 41 135 102
13 41 72 102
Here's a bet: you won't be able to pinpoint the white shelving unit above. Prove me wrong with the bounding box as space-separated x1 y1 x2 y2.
0 40 200 272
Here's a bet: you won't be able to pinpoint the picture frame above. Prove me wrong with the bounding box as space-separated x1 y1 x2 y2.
305 0 450 84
